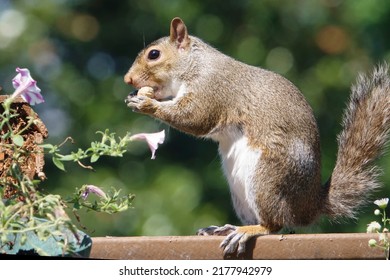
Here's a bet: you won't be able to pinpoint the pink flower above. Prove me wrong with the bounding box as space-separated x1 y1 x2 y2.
11 67 44 105
130 130 165 159
81 185 107 200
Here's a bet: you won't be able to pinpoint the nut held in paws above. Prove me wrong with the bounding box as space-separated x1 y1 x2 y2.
137 86 155 98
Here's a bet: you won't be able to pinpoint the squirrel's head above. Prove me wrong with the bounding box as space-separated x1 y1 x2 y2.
124 17 191 100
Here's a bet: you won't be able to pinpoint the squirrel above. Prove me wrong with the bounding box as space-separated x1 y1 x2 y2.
124 17 390 256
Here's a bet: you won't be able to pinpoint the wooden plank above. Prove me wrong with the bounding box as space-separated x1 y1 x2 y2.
90 233 385 260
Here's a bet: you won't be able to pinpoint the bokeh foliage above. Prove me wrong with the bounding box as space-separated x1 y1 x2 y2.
1 0 389 237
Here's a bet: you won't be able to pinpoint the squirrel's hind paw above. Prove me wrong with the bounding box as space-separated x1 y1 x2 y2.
220 225 271 256
196 224 237 236
221 230 248 255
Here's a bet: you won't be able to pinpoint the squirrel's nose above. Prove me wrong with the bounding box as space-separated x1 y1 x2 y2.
124 73 133 85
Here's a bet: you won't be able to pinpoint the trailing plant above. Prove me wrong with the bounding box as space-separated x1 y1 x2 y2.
0 67 165 256
367 198 389 260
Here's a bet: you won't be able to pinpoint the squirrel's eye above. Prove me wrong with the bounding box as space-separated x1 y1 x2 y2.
147 49 160 60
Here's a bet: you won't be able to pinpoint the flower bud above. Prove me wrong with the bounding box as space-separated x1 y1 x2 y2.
368 239 377 247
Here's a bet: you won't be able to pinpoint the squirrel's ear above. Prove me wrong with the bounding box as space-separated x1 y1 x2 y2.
170 17 190 49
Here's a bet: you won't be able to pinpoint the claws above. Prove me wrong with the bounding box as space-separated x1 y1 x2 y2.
125 86 156 113
199 224 273 257
125 93 159 115
220 230 250 255
125 95 144 111
197 224 249 255
196 224 237 236
196 225 219 236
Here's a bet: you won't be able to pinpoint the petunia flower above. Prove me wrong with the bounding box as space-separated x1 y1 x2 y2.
11 67 44 105
81 184 107 200
130 130 165 159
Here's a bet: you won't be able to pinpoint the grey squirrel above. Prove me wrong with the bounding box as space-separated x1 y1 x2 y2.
124 17 390 256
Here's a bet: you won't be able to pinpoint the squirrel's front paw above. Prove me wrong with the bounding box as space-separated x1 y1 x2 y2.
125 95 158 114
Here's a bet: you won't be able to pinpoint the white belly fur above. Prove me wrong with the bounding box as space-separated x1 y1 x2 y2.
213 129 262 225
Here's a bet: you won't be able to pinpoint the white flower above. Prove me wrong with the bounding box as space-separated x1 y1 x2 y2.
11 67 44 105
130 130 165 159
374 198 389 209
367 221 381 233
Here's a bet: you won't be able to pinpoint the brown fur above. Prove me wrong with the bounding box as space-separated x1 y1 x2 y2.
323 64 390 219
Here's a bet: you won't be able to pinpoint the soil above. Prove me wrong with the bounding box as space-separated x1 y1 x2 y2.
0 96 48 200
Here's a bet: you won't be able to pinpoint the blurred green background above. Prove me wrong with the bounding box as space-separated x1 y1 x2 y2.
1 0 389 237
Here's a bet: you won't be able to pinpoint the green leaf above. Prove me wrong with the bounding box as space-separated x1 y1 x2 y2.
52 157 66 171
58 154 74 161
91 154 100 163
1 131 11 140
12 135 24 147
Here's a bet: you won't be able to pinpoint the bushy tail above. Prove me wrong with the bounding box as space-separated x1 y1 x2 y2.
323 64 390 219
